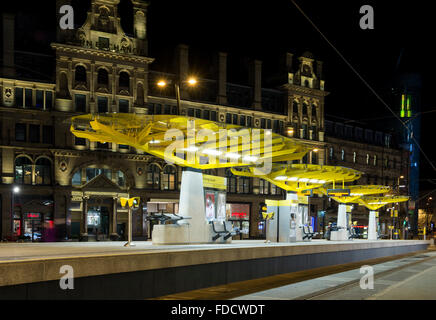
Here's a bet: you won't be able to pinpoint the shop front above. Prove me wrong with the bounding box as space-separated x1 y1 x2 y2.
226 202 251 239
12 196 54 242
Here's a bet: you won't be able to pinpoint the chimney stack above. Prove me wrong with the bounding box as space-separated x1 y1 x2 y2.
2 13 15 78
217 52 227 105
175 44 189 99
249 59 262 110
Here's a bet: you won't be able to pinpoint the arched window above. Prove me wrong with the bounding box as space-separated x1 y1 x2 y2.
72 169 82 186
59 72 69 98
35 158 52 185
302 102 308 115
15 156 32 184
75 65 87 83
86 167 111 182
304 80 310 87
312 104 317 117
119 72 130 89
293 101 299 114
97 68 109 86
162 165 177 190
226 169 237 193
147 164 161 190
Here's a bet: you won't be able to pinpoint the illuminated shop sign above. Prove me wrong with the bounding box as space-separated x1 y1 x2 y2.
231 212 248 219
26 213 41 219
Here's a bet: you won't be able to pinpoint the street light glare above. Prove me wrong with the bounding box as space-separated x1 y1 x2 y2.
13 186 20 193
187 77 197 86
157 80 166 87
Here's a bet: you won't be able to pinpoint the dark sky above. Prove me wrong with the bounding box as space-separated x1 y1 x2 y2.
2 0 434 183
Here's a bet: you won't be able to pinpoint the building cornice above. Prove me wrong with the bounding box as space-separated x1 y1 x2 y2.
51 43 155 64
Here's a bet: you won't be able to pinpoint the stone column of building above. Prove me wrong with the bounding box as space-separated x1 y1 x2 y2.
249 60 262 111
80 195 89 241
132 0 149 56
175 44 189 100
217 52 227 105
110 196 119 240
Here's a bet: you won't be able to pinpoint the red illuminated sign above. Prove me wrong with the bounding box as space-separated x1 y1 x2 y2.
231 212 247 218
26 213 41 218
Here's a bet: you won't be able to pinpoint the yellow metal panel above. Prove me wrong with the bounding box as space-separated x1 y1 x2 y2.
203 174 227 190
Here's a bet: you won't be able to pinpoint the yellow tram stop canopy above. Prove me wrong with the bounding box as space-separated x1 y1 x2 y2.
327 185 391 204
231 163 362 193
70 114 313 170
357 195 409 211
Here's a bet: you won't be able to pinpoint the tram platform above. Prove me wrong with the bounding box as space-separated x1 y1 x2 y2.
0 239 431 299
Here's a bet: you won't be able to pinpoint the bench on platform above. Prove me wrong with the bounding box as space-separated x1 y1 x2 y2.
302 225 317 240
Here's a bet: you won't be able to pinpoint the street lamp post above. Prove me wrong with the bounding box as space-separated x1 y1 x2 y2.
157 77 197 116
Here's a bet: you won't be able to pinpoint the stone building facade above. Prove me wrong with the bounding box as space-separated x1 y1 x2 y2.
0 0 408 241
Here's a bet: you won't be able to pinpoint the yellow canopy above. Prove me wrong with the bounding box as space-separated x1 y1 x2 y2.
70 114 312 169
326 185 391 204
231 163 362 193
358 195 409 211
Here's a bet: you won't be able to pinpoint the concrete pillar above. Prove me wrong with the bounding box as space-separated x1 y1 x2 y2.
337 204 348 229
249 60 262 110
368 210 378 240
2 13 15 78
110 196 119 240
80 196 89 241
175 44 189 99
217 52 227 105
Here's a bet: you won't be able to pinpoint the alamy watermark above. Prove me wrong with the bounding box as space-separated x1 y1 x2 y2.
59 265 74 290
359 265 374 289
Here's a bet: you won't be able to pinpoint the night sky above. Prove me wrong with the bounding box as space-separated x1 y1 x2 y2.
2 0 433 186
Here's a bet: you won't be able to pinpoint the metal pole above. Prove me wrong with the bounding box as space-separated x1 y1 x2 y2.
124 205 135 247
175 82 181 115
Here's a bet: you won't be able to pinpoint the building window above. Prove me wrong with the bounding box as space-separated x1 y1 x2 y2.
46 91 53 109
86 168 111 182
211 111 217 121
119 72 130 89
72 170 82 186
116 170 125 187
35 158 52 185
293 101 299 114
259 179 270 195
203 109 210 120
162 165 177 190
15 88 23 107
164 105 171 115
119 99 129 113
36 90 44 109
232 114 238 125
195 109 202 119
188 108 194 117
302 124 308 139
15 156 32 184
312 151 318 164
29 124 40 143
75 65 87 83
240 115 246 126
96 142 109 149
75 94 86 112
15 123 27 141
260 118 266 129
247 116 252 127
238 176 251 194
25 89 32 107
75 137 86 146
312 104 317 117
226 113 232 124
226 169 237 193
98 37 109 50
97 68 109 86
147 164 161 190
155 104 162 114
97 96 108 113
42 126 54 144
302 102 308 115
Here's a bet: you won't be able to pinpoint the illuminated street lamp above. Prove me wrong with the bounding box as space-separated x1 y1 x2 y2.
156 77 198 115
